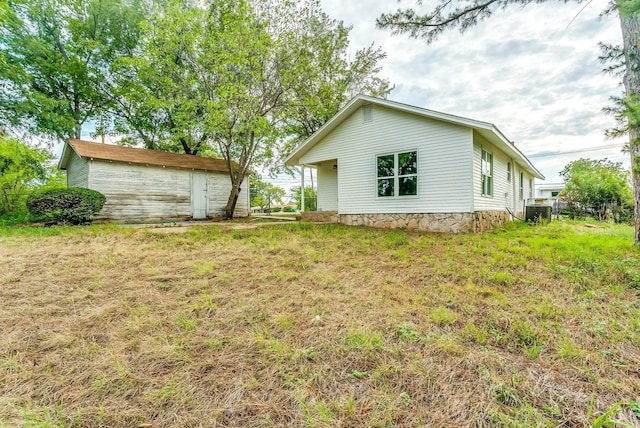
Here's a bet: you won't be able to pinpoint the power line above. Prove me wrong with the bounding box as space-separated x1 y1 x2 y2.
528 143 625 158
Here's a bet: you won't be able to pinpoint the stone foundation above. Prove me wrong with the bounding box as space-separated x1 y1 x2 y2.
339 212 475 233
301 210 339 223
301 210 511 233
473 210 511 233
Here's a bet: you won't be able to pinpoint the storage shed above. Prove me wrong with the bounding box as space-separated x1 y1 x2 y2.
58 139 249 221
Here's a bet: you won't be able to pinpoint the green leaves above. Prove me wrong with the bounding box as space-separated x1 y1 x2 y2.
0 0 147 141
250 175 286 211
560 158 633 223
0 135 61 215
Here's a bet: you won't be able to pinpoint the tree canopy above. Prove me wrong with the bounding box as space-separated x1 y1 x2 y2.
113 0 389 217
292 185 317 212
0 0 147 140
249 174 286 213
0 135 62 215
560 158 633 222
1 0 390 218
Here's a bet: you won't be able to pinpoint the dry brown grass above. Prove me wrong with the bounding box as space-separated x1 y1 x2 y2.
0 220 639 427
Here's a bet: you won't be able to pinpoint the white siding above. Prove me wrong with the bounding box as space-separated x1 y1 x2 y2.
299 105 474 214
66 153 89 188
472 133 513 211
510 163 535 215
207 173 249 217
316 161 338 211
89 161 191 220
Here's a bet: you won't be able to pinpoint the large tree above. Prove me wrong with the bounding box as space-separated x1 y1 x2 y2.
116 0 389 218
377 0 640 243
560 158 633 222
0 0 147 141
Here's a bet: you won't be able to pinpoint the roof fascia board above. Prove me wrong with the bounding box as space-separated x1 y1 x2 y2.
57 140 74 170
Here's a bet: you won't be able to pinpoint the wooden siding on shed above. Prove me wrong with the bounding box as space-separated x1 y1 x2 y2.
86 161 249 220
299 105 474 214
207 173 250 217
66 152 89 188
89 161 191 220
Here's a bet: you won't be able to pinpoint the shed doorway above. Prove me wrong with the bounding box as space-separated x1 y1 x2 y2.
191 172 207 219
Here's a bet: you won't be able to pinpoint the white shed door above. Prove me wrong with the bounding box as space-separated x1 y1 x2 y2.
191 172 207 219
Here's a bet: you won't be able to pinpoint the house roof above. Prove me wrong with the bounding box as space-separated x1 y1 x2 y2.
59 139 231 173
284 95 544 179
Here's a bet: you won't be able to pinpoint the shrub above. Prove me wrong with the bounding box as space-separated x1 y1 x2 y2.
26 187 106 225
283 205 293 212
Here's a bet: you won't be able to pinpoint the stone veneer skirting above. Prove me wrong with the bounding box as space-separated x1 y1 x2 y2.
301 210 510 233
301 211 339 223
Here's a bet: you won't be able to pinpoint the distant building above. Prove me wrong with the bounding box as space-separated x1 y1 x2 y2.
535 182 565 209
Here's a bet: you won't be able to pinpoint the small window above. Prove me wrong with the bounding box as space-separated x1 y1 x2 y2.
519 172 524 200
377 151 417 197
507 162 512 182
481 149 493 197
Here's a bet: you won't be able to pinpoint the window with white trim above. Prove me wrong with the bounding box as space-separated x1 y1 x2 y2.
377 151 417 197
481 148 493 197
507 162 512 182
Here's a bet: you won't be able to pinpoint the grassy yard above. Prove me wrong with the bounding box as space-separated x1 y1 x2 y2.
0 220 639 427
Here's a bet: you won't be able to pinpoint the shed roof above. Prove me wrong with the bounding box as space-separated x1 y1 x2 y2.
59 139 231 173
284 95 544 179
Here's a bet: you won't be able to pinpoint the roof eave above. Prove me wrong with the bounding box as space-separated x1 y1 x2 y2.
477 125 545 180
284 96 369 167
58 140 76 170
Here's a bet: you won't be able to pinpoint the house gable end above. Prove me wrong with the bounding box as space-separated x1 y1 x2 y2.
300 103 475 214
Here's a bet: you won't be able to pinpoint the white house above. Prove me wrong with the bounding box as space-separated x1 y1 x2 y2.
58 139 249 221
284 95 544 233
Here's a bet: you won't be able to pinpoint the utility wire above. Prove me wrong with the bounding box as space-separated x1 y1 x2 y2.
528 143 624 158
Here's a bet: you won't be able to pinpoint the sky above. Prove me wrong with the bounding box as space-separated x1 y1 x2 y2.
300 0 627 187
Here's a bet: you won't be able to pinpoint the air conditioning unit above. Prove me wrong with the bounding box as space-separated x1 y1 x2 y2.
525 205 551 223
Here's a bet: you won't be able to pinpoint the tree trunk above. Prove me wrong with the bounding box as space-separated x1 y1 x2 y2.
631 135 640 242
619 8 640 244
224 175 243 219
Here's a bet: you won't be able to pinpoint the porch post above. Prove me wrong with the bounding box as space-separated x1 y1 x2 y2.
300 164 305 212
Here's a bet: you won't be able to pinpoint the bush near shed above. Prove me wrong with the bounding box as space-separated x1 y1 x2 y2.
26 187 106 225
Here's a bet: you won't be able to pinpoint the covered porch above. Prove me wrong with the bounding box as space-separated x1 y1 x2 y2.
297 159 338 215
